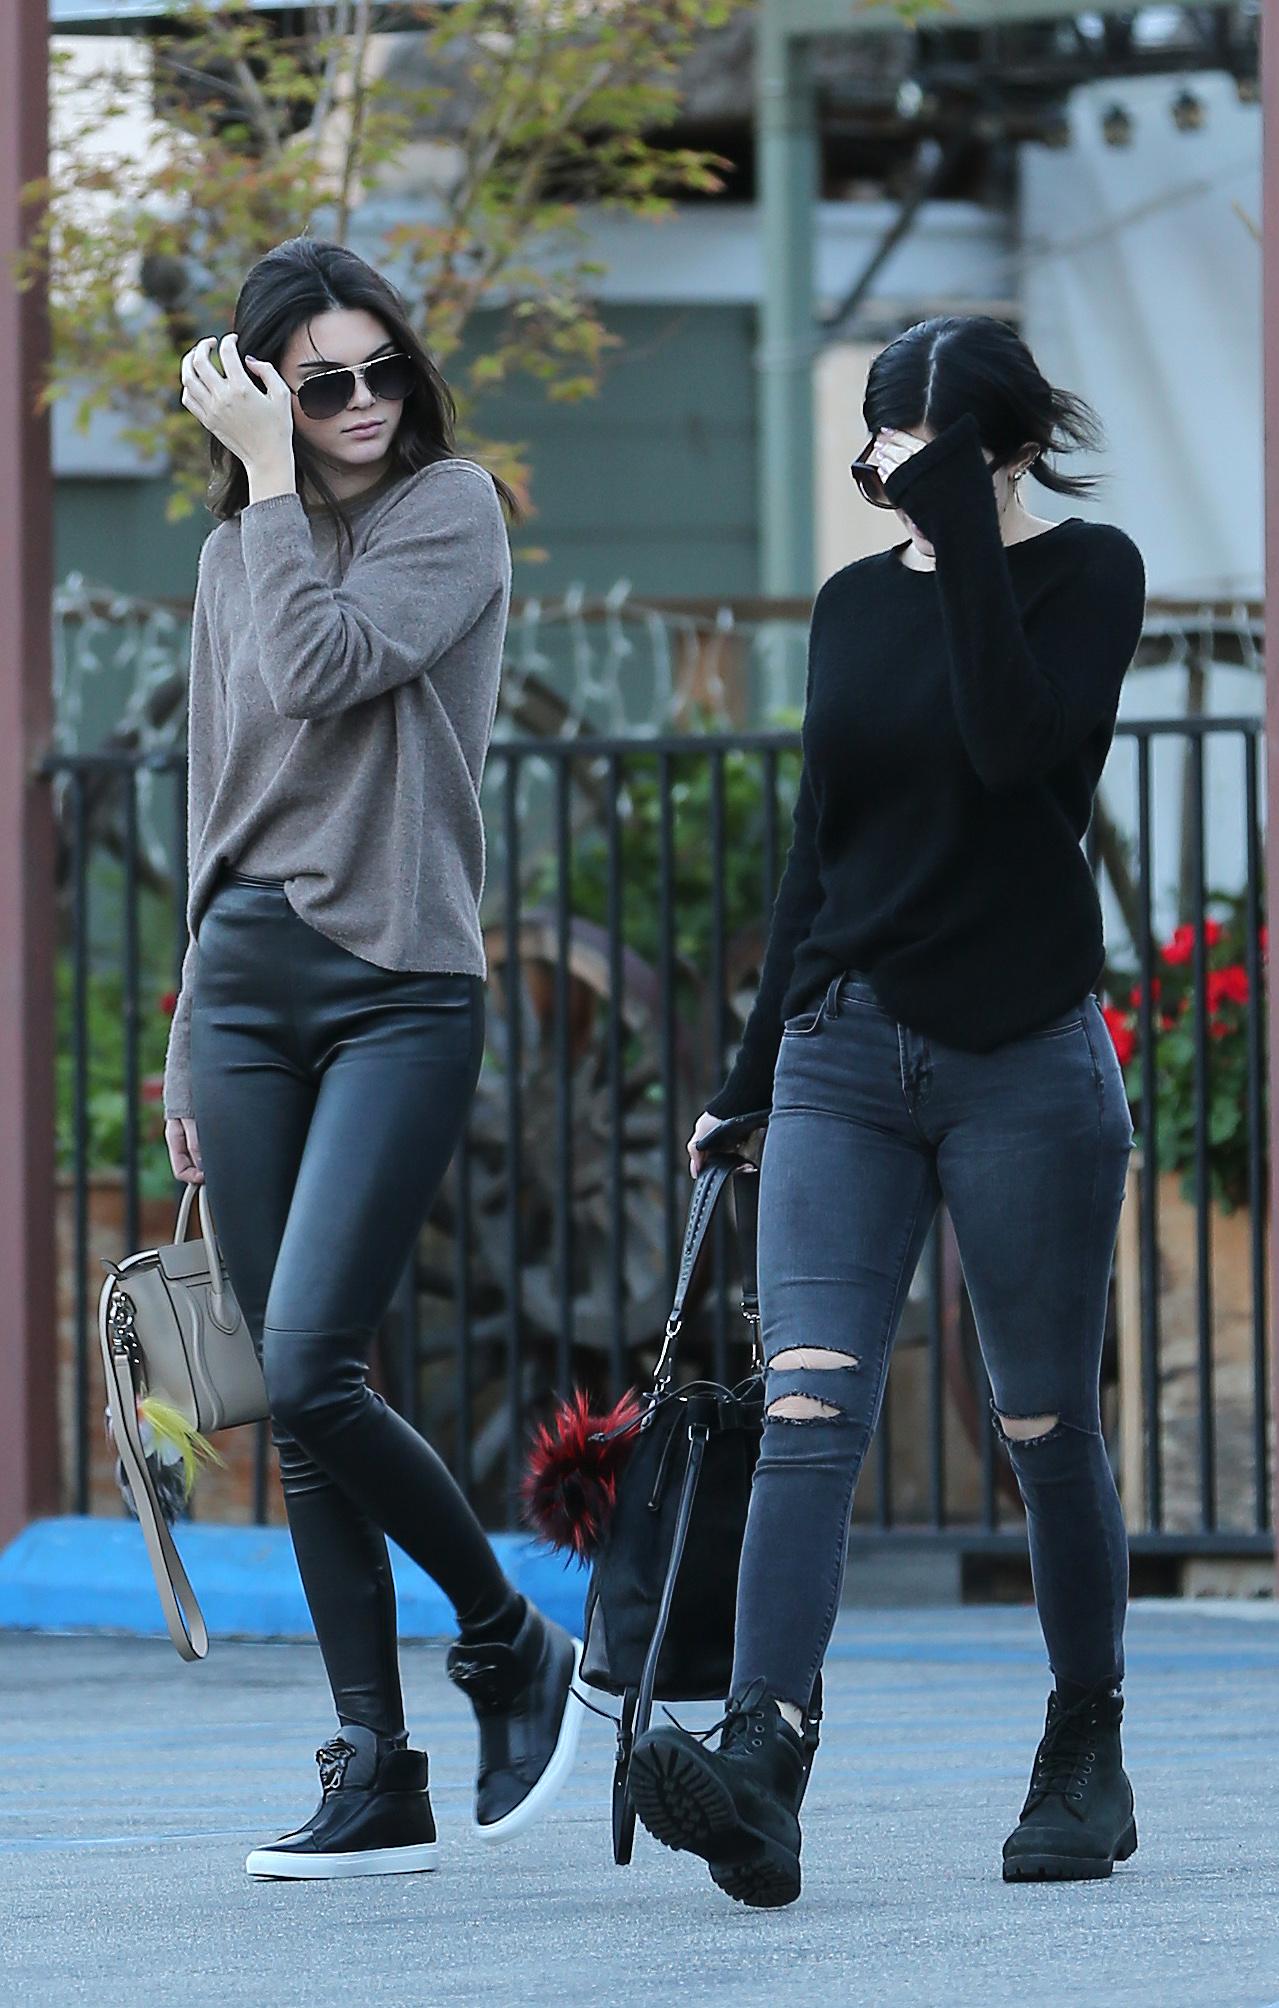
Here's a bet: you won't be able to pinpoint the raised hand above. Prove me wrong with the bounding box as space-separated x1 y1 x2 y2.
868 427 929 487
180 333 295 483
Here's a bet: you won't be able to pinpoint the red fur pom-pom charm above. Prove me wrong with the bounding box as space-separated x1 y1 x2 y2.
521 1389 644 1561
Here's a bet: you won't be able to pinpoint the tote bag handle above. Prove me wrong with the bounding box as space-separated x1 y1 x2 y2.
651 1156 761 1394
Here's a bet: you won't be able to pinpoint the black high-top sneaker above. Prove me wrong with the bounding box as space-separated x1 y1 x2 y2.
445 1604 584 1841
628 1683 808 1909
245 1726 437 1880
1002 1684 1138 1882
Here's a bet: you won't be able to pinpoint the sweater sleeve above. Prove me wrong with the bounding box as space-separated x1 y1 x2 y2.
238 464 509 722
162 558 221 1121
706 762 822 1119
883 414 1146 793
706 604 829 1119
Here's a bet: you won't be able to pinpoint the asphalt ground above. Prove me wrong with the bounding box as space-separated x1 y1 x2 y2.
2 1601 1278 2008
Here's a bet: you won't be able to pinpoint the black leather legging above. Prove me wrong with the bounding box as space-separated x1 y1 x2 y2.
189 871 513 1738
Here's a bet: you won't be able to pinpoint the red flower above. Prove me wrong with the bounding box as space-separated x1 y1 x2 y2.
1209 1018 1232 1041
1129 978 1161 1009
1162 925 1196 967
1101 1005 1136 1068
1206 965 1249 1012
159 991 178 1016
1162 921 1224 967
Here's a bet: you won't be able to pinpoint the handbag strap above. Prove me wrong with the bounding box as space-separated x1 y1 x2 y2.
172 1181 233 1328
630 1420 709 1741
734 1161 760 1324
97 1272 209 1663
652 1155 762 1393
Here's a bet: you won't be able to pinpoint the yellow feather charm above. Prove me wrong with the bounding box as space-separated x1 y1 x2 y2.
137 1397 226 1501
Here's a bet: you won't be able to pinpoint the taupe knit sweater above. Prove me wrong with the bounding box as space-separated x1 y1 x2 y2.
162 457 511 1119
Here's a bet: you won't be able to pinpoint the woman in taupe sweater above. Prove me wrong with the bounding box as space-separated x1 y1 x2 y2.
163 238 582 1879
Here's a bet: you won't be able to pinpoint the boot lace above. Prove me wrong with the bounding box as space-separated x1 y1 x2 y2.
1024 1695 1106 1814
662 1676 773 1751
316 1735 357 1797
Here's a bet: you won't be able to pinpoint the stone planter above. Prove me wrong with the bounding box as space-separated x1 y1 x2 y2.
1115 1156 1272 1535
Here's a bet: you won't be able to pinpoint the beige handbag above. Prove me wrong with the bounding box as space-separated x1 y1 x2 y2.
98 1182 269 1662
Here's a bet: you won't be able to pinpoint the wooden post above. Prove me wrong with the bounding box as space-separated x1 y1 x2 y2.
0 3 59 1547
1264 0 1279 1592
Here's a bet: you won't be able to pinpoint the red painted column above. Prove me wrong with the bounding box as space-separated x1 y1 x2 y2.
1265 0 1279 1591
0 2 59 1547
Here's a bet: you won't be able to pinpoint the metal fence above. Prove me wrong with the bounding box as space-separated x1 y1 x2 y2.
46 714 1271 1558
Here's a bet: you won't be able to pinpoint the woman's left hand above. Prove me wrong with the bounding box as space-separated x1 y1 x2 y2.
869 427 928 488
180 333 294 475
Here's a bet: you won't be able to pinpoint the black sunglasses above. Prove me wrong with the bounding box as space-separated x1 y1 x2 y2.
293 352 416 422
851 431 1038 508
849 438 893 510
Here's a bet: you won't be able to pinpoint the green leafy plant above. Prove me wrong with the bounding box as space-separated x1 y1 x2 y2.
26 0 742 519
54 959 177 1200
529 729 802 980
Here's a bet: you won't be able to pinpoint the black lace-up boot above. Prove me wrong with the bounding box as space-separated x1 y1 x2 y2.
628 1683 808 1908
1003 1684 1137 1882
445 1603 584 1840
245 1725 437 1880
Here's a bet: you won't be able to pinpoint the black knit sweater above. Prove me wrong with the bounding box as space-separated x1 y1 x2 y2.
708 411 1147 1120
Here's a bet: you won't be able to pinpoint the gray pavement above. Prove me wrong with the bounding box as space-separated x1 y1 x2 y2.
2 1602 1278 2008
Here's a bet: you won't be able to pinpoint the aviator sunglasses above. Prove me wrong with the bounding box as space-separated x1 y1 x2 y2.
292 351 416 421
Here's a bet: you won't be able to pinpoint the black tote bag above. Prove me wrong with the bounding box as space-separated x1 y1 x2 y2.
579 1151 764 1703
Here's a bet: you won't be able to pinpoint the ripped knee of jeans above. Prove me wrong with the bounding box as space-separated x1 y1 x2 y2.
993 1410 1063 1451
992 1410 1109 1502
987 1405 1100 1469
766 1346 859 1423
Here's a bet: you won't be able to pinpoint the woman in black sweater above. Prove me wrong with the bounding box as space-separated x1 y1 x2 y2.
629 316 1147 1907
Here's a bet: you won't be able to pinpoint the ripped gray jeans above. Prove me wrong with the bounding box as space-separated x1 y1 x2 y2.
730 973 1134 1712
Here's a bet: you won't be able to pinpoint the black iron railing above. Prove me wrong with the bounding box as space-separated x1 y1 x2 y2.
45 715 1271 1555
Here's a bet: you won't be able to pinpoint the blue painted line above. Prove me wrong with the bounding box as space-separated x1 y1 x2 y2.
0 1517 589 1643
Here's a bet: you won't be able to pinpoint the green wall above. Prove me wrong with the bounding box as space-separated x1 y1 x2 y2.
54 476 210 604
54 304 761 606
469 304 760 599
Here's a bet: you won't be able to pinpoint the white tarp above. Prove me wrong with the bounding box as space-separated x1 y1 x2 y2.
1019 70 1261 603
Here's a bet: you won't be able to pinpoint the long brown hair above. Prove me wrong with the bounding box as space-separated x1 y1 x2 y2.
207 237 517 539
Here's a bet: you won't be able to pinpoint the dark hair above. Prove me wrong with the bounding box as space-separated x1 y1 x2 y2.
862 315 1103 498
207 237 518 535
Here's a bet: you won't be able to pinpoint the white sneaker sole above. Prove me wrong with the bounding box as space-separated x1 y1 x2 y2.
475 1635 585 1844
245 1840 437 1881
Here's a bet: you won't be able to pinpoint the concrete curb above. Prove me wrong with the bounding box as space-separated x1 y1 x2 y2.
0 1516 590 1642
